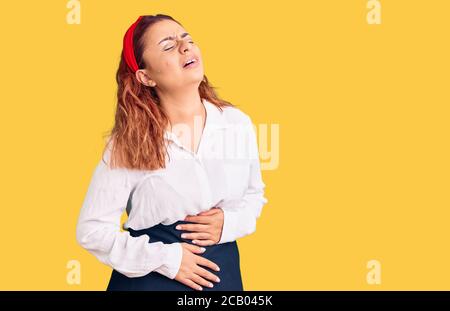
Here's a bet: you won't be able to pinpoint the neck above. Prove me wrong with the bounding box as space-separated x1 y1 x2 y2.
159 87 204 130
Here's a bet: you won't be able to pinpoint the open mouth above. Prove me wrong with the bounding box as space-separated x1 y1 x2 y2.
183 57 198 68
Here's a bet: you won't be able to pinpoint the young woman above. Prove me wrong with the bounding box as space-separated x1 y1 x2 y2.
76 14 268 291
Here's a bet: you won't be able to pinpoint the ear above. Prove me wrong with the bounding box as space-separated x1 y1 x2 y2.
135 69 156 87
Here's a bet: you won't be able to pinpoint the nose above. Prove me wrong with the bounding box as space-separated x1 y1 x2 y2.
178 39 191 53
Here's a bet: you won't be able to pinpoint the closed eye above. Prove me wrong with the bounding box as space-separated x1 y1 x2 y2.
164 41 194 51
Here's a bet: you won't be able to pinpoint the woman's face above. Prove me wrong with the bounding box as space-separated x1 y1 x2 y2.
137 19 204 92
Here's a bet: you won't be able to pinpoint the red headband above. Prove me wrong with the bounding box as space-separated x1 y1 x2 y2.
123 16 144 73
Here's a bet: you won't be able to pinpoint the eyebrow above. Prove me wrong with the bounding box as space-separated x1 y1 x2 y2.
158 32 190 45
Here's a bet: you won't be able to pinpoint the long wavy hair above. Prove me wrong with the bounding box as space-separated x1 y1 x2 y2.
102 14 234 170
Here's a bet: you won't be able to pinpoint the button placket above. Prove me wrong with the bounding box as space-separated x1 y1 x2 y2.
166 132 213 209
194 129 214 208
193 160 212 209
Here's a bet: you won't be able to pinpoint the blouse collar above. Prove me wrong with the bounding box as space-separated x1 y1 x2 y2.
164 98 228 146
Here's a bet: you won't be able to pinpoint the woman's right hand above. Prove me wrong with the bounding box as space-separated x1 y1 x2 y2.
174 242 221 291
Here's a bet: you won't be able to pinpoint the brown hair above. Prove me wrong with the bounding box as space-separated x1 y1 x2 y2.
102 14 234 171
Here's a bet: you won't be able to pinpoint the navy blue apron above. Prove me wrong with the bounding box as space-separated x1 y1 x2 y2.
106 220 244 291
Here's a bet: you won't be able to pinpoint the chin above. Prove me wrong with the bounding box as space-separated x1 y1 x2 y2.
190 73 205 84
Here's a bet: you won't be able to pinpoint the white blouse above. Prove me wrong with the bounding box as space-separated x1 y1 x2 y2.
76 99 268 280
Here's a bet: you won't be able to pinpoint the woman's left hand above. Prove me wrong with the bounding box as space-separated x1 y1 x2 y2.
176 207 224 246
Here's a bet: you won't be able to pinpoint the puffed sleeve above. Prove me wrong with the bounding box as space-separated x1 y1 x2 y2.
217 115 269 244
76 144 183 279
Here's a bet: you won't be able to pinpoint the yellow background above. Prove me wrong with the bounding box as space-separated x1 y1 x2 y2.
0 0 449 290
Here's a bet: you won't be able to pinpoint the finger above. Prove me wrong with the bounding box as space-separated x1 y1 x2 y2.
198 208 220 216
195 266 221 283
197 211 214 216
181 278 203 291
184 215 212 224
181 232 211 240
183 243 206 254
178 223 209 232
197 256 220 272
193 239 215 246
191 273 214 289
